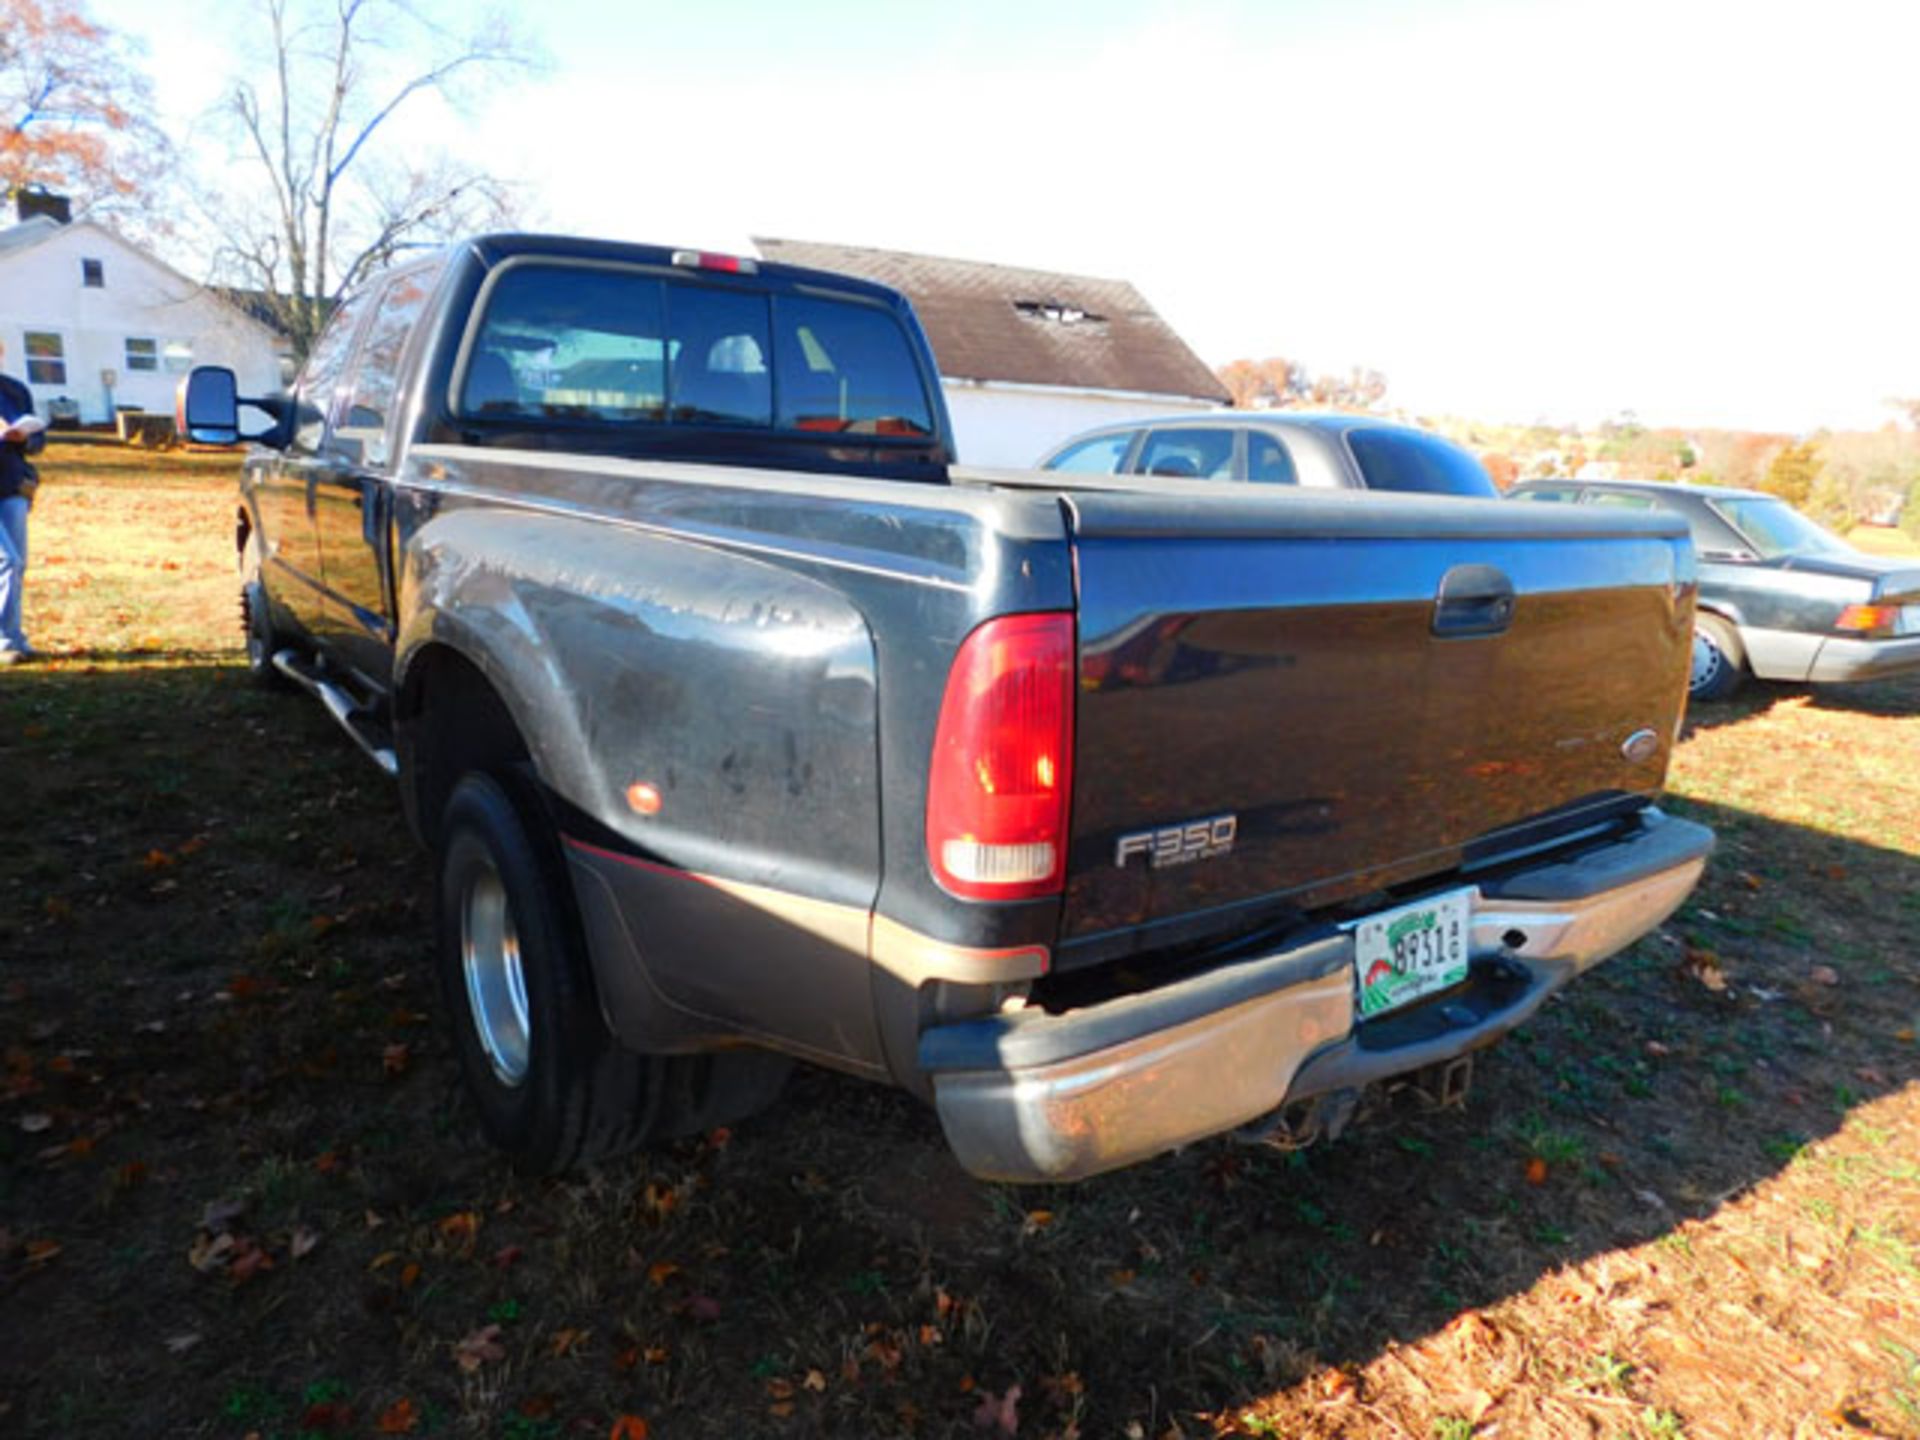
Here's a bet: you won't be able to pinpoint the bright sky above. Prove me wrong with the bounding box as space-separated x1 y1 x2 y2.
92 0 1920 433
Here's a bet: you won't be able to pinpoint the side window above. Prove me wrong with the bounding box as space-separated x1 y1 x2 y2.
1246 430 1298 484
772 296 932 436
1586 491 1657 510
666 284 772 427
292 294 370 454
1513 486 1579 503
337 266 438 468
462 265 668 422
1136 427 1235 480
1044 431 1135 474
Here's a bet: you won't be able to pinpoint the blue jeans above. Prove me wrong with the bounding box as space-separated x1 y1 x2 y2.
0 494 29 652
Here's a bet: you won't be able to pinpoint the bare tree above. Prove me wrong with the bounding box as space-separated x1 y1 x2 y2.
1 0 171 228
210 0 534 358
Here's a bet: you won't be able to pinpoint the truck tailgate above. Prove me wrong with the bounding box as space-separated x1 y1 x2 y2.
1060 489 1695 950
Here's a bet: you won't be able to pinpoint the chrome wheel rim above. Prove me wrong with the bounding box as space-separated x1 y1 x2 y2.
244 592 267 668
461 861 531 1087
1689 631 1721 694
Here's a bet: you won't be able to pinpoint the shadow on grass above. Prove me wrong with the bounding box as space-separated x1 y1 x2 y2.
1686 670 1920 731
1 663 1916 1436
16 646 242 667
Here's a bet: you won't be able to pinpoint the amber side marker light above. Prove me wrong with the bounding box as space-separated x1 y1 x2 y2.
626 782 663 816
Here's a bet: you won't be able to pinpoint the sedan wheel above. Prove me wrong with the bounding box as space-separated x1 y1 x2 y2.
1688 616 1747 702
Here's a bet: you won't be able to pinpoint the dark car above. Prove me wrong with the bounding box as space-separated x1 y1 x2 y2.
1510 478 1920 700
1037 413 1500 497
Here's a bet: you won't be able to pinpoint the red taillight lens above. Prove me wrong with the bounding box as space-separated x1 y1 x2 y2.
1835 603 1897 636
670 249 757 275
926 612 1076 901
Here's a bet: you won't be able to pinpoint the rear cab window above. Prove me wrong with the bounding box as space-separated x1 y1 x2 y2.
1345 428 1498 497
456 261 935 442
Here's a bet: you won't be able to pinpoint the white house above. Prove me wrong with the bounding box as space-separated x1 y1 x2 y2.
754 238 1228 467
0 194 288 425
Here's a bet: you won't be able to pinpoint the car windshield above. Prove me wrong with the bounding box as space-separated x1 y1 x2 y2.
1712 497 1852 560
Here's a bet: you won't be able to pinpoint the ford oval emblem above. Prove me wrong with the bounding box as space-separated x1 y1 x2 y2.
1621 728 1660 764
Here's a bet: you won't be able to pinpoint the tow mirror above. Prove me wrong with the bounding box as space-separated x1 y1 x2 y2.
177 366 291 447
178 366 240 444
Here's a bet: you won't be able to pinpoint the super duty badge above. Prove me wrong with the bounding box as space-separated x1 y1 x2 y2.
1115 814 1238 869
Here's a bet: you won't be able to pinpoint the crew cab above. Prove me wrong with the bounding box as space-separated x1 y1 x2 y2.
181 233 1712 1182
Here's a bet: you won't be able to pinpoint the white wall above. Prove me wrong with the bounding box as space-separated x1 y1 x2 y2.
0 222 287 423
942 380 1222 468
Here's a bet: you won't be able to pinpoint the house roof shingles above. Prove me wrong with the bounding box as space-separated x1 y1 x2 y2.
754 237 1229 405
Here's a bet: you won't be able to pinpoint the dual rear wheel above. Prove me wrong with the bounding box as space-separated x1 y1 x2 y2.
433 771 787 1172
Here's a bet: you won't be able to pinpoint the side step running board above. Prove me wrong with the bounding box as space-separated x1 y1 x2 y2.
271 649 399 777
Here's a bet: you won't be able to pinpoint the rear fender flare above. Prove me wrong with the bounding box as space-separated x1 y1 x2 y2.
393 507 883 892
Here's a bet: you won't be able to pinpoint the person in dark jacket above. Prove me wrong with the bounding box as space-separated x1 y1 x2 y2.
1 338 48 662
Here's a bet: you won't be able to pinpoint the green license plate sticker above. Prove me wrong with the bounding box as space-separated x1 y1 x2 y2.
1354 888 1472 1019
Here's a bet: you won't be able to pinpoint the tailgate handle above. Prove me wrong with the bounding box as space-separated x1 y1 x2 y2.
1433 564 1515 637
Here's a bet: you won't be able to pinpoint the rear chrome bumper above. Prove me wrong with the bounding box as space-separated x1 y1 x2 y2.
1807 633 1920 684
920 808 1713 1183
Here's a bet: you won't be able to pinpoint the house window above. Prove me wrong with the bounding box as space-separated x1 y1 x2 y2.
82 258 104 288
126 337 159 372
23 332 66 385
163 341 193 374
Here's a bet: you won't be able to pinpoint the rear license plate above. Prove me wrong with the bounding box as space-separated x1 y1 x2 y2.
1354 888 1472 1019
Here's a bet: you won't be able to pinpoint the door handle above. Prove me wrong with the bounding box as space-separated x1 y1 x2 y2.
1433 564 1515 637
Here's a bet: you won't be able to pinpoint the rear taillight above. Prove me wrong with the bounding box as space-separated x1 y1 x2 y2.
926 613 1075 901
1835 603 1898 636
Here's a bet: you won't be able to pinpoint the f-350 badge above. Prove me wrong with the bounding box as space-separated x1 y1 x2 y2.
1114 814 1238 869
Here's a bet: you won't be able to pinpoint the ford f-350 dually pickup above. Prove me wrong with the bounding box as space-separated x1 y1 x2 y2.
180 233 1712 1182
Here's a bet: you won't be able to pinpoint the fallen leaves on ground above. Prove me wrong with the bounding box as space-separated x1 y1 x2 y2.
1683 946 1729 991
973 1381 1021 1434
374 1397 419 1433
453 1323 507 1372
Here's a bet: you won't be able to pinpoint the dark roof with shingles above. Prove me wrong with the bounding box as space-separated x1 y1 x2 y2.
754 238 1229 404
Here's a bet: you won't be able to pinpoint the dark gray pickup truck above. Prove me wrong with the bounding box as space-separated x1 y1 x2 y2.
181 233 1713 1182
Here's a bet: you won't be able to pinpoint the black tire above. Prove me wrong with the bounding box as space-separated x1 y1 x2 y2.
240 536 288 689
1689 613 1748 703
433 772 789 1172
435 772 663 1172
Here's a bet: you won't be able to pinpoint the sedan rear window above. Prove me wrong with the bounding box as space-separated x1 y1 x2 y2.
1712 497 1851 560
1045 431 1136 474
1346 429 1498 497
